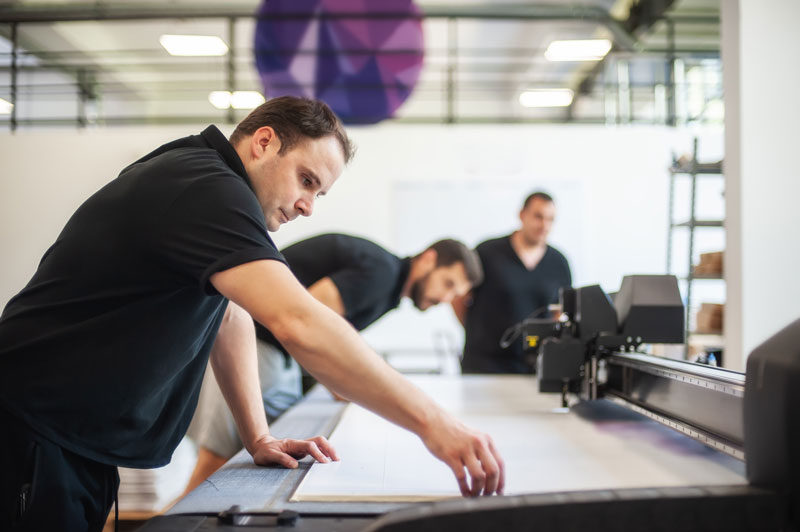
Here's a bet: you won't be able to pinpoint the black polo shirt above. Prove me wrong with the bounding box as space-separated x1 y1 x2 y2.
255 233 410 347
0 125 284 468
461 235 571 374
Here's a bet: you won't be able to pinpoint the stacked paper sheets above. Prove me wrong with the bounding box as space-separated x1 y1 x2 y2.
117 437 197 512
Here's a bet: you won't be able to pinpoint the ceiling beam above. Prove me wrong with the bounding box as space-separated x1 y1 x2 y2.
0 2 638 50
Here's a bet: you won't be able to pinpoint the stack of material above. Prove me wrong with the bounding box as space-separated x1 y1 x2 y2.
117 437 197 513
693 251 724 277
696 303 724 334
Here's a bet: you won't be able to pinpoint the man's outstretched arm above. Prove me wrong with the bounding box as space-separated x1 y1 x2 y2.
211 260 505 496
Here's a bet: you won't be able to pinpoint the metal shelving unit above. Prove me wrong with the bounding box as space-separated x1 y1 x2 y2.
666 137 724 343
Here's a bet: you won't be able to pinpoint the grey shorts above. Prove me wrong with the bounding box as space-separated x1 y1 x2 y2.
188 340 303 459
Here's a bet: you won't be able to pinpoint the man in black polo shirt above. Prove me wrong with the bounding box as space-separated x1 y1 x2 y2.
454 191 572 374
186 233 484 488
0 97 504 531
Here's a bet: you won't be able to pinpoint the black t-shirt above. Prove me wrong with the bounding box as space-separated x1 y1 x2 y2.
255 233 410 347
0 125 284 468
461 235 572 374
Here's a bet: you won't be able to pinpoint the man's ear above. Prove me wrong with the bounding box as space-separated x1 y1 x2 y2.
407 249 438 287
251 126 278 159
420 248 438 271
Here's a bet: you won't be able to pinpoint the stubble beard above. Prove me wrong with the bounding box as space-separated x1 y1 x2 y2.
410 274 430 310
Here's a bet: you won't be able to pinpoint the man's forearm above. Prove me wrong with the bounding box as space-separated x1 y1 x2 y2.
278 301 441 438
210 302 271 454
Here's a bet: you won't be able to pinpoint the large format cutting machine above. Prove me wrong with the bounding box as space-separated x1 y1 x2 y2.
142 276 799 531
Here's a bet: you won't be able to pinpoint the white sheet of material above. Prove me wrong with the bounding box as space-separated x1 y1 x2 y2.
292 375 746 502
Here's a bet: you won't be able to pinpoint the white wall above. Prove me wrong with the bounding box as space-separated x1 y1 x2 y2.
0 123 721 355
722 0 800 370
0 126 202 306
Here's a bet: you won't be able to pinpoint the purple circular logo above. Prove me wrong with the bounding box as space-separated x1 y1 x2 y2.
254 0 424 124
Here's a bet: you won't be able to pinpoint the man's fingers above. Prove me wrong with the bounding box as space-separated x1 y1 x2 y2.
287 440 330 463
303 440 330 463
256 448 299 469
475 438 501 495
276 452 300 469
487 436 505 495
450 462 471 497
445 433 504 497
309 436 339 461
441 454 470 496
422 414 506 498
253 436 338 469
463 453 486 497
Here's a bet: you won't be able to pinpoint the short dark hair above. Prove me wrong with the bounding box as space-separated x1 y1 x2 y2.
422 239 484 286
230 96 356 163
522 191 554 209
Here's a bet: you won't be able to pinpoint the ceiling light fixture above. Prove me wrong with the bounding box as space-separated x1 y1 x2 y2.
208 91 232 109
160 34 228 57
544 39 612 62
519 89 574 108
209 91 266 110
231 91 266 109
0 97 13 114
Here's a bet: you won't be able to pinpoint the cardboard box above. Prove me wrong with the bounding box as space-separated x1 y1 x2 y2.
693 251 724 277
695 303 724 334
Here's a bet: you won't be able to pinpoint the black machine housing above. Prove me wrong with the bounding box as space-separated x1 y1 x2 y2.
522 275 684 399
517 275 800 530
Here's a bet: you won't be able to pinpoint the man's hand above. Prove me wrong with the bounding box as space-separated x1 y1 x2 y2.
421 412 505 497
250 435 339 469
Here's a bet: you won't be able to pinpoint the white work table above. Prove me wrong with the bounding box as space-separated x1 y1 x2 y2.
172 374 745 515
292 375 745 502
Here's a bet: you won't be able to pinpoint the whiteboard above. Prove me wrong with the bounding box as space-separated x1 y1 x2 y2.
390 179 585 282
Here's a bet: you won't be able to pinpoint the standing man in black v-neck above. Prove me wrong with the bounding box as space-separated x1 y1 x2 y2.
454 192 572 374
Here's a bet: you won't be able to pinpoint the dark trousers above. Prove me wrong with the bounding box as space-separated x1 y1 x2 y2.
0 407 119 532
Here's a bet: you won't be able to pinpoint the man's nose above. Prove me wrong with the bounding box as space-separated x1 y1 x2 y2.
296 196 314 217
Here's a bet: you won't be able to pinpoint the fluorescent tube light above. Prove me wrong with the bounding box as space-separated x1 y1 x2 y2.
209 91 265 110
0 97 13 114
208 91 232 109
545 39 612 62
519 89 574 108
160 34 228 57
230 91 266 109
